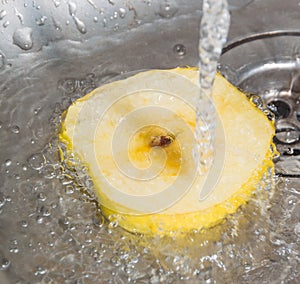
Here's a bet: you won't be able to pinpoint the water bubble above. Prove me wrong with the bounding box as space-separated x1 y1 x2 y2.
65 185 74 195
10 125 20 134
42 164 56 179
59 79 76 94
110 256 121 267
158 2 178 18
2 20 9 28
36 16 47 26
0 10 7 20
4 159 12 167
28 153 46 170
173 44 186 57
92 213 105 228
285 195 298 207
0 258 10 270
13 27 33 51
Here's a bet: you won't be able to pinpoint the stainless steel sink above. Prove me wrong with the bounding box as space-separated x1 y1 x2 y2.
0 1 299 283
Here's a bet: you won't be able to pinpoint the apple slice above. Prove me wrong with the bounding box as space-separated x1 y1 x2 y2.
60 68 275 235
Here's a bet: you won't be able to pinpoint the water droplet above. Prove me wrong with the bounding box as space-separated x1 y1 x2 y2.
53 0 61 7
52 17 62 31
108 0 115 5
119 8 127 19
92 212 105 228
68 1 77 16
110 256 121 266
0 193 6 208
14 8 24 24
0 258 10 270
28 153 46 170
158 2 178 18
285 195 298 207
34 266 47 276
36 16 47 26
112 11 118 19
93 16 98 23
0 10 7 20
21 220 28 228
74 17 87 34
173 43 186 57
36 215 44 224
13 27 33 51
5 196 11 202
2 20 9 28
0 52 6 69
10 125 20 134
4 159 12 167
113 23 119 31
10 247 19 253
37 192 47 201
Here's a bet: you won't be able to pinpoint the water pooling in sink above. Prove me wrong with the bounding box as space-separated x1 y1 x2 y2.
0 0 299 283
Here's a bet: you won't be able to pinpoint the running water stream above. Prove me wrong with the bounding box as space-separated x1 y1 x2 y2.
194 0 230 174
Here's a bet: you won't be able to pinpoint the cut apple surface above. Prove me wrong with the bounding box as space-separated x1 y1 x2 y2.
60 68 275 235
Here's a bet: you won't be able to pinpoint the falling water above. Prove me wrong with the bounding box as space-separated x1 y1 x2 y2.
194 0 230 173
